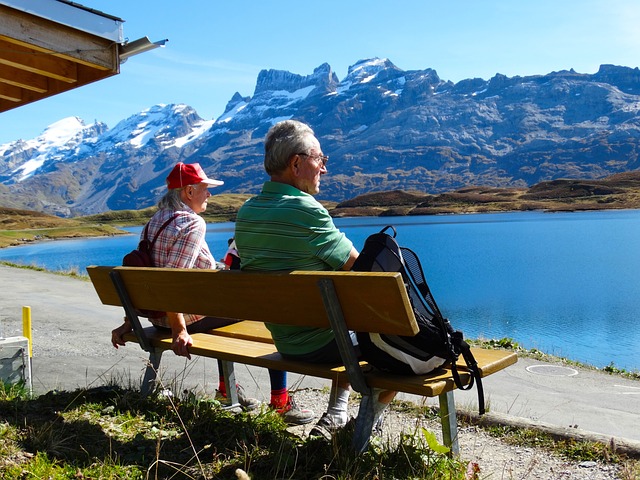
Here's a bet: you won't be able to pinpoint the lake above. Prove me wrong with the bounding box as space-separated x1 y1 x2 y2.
1 210 639 372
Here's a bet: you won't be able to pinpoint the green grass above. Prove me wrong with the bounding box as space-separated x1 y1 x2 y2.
0 383 467 479
480 422 640 476
2 374 639 479
2 380 638 479
473 337 640 380
0 224 127 248
0 261 89 280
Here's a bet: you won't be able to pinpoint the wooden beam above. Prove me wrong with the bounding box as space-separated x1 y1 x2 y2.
0 68 49 93
0 5 118 71
0 38 78 83
0 83 22 102
76 63 119 85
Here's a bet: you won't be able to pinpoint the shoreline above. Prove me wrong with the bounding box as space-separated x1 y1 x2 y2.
4 204 640 251
5 171 640 247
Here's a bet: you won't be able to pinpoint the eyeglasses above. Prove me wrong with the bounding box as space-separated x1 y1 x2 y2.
297 152 329 167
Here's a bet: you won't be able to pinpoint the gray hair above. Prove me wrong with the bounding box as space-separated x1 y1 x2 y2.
264 120 316 175
157 188 184 210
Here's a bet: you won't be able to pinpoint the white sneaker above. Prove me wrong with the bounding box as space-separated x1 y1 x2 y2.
308 412 348 440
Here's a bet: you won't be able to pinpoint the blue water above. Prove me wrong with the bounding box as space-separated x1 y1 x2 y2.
1 210 639 371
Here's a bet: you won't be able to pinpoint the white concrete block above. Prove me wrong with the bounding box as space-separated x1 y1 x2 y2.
0 336 31 390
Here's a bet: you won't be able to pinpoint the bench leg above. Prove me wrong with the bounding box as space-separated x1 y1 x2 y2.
352 394 375 453
221 360 239 408
438 390 460 455
141 349 163 396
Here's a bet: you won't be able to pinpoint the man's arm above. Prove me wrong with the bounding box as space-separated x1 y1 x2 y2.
340 247 359 271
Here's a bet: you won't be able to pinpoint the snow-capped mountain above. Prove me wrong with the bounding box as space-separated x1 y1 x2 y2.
0 117 105 183
2 58 640 216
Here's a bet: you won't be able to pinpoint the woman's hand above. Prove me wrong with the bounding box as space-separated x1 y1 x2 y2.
171 329 193 359
111 318 132 348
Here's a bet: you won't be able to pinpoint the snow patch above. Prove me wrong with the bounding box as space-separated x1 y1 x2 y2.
268 115 293 126
336 81 353 94
348 125 368 135
266 85 315 107
172 119 215 148
217 101 248 124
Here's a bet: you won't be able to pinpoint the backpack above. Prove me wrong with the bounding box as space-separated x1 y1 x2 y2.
122 214 178 318
352 225 485 414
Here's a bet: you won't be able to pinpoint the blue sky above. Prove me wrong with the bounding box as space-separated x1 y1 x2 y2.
1 0 639 145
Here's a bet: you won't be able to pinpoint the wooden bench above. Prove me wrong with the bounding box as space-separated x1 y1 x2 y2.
87 265 517 453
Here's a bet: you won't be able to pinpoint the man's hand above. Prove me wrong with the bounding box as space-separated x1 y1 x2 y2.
172 329 193 359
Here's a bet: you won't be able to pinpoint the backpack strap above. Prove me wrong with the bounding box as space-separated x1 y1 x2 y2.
140 213 181 268
147 213 180 249
400 245 486 415
449 334 486 414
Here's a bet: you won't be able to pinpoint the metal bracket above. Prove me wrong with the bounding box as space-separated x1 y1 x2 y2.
221 360 239 408
317 278 376 453
141 349 162 395
439 390 460 455
317 278 371 396
109 270 152 352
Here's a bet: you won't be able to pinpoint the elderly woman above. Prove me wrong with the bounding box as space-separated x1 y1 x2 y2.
111 162 313 424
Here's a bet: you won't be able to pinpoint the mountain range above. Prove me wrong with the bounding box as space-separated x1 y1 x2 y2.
1 57 640 217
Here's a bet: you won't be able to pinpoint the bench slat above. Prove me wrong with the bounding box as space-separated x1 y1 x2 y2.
364 348 518 396
213 321 274 344
88 266 419 336
123 327 517 397
123 329 354 382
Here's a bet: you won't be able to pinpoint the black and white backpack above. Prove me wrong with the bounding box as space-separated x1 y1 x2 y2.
352 225 485 414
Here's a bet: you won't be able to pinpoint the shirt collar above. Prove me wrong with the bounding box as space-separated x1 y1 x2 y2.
178 201 196 214
262 180 311 198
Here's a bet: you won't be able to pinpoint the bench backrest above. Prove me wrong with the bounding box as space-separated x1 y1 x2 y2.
87 266 419 336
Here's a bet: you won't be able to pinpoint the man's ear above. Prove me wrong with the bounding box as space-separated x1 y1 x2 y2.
290 154 301 176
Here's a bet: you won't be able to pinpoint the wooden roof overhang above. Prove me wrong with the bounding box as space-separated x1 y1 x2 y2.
0 1 123 113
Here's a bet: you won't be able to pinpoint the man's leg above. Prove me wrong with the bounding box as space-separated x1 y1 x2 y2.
309 379 351 439
293 337 354 438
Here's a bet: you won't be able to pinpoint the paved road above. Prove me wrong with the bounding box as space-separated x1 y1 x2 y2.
1 265 638 444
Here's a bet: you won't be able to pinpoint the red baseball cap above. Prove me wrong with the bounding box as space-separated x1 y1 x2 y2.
166 162 224 189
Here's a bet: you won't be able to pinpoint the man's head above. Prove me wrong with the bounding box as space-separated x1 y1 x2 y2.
264 120 328 195
165 162 223 214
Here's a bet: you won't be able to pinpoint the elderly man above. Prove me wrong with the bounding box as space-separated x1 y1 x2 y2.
235 120 396 439
111 162 313 424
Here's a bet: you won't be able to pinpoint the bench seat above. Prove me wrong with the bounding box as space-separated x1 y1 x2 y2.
125 326 516 397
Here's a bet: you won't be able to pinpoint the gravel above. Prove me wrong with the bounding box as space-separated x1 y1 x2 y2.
288 388 623 480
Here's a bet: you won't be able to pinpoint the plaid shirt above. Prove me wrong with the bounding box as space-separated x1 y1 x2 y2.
146 205 215 328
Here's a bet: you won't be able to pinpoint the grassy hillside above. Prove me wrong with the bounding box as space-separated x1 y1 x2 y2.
0 207 124 248
3 174 640 248
332 172 640 217
80 194 255 226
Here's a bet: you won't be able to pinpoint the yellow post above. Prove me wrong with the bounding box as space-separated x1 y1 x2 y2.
22 306 33 358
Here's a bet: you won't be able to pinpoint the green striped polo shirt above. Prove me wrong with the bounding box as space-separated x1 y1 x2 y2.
235 181 353 355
